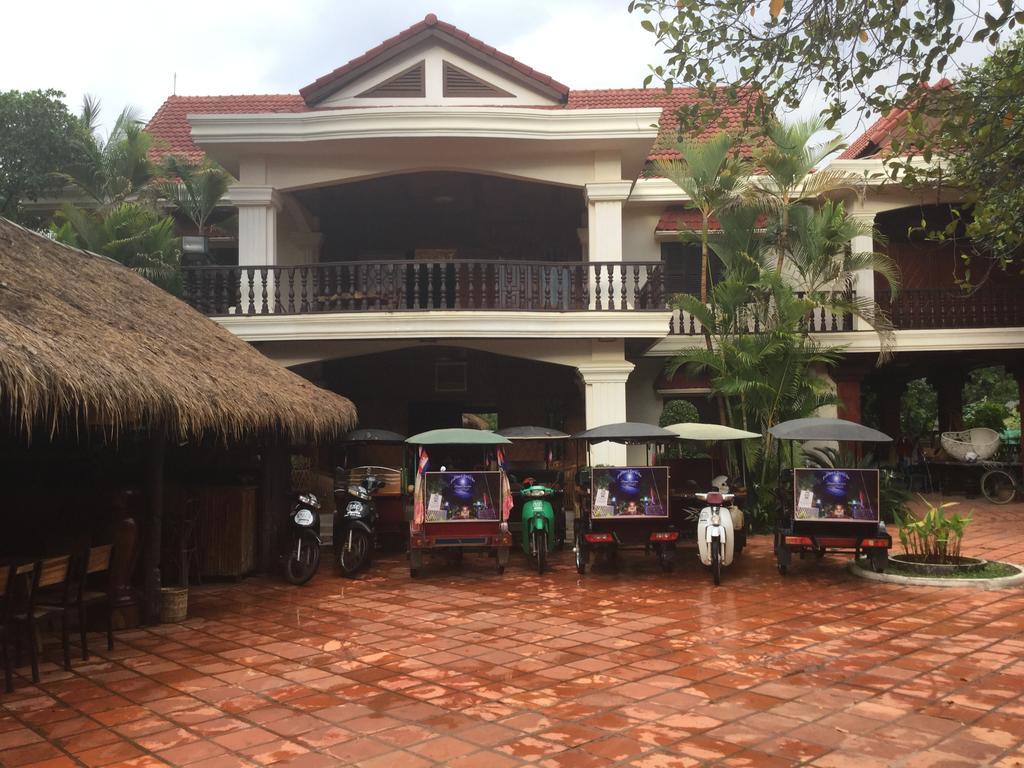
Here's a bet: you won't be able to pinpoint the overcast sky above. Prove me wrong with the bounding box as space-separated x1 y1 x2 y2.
1 0 975 146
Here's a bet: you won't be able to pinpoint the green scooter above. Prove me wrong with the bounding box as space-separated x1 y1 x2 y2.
519 478 556 574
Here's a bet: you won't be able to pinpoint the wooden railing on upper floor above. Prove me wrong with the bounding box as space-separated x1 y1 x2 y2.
182 259 668 316
877 287 1024 330
668 292 855 335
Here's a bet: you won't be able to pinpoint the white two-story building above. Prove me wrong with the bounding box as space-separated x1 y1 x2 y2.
147 14 1024 464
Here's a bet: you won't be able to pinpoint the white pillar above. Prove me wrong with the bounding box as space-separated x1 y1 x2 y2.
232 185 281 313
578 361 634 466
585 181 631 309
849 210 876 331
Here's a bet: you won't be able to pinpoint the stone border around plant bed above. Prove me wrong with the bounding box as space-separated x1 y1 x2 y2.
848 559 1024 590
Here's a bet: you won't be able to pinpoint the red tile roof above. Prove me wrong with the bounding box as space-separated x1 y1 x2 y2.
144 16 755 168
146 95 307 162
144 87 749 165
655 207 767 232
657 207 717 232
839 79 952 160
146 88 752 166
567 88 754 159
299 14 569 104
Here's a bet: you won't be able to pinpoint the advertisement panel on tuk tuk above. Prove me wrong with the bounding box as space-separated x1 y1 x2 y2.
423 471 503 522
589 467 669 518
792 468 880 522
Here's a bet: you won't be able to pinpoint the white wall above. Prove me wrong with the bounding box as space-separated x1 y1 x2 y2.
625 356 665 464
622 206 662 263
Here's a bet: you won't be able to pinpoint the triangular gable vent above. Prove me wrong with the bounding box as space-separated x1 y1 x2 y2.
356 61 426 98
442 61 512 98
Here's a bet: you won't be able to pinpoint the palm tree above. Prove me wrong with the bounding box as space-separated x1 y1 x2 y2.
157 156 233 237
51 97 181 292
58 95 155 209
746 118 869 273
652 133 749 303
52 202 181 293
786 200 901 352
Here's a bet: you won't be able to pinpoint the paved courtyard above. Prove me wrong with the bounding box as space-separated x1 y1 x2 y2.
2 496 1024 767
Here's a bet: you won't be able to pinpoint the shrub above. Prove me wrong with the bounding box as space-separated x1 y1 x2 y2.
895 496 972 563
964 400 1010 432
658 399 699 427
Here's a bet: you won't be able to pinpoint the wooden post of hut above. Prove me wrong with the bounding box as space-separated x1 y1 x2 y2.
143 435 165 625
259 437 291 572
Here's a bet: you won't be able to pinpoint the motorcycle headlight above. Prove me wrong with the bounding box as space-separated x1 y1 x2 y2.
298 493 320 509
346 500 366 517
293 508 315 527
349 485 371 501
711 512 721 526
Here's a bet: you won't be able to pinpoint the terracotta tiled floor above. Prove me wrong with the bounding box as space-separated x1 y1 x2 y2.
3 495 1024 767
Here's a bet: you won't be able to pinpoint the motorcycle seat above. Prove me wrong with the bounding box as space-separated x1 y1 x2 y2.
705 492 724 506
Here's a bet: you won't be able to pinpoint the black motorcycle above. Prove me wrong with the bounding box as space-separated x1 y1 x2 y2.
283 492 321 585
335 472 384 577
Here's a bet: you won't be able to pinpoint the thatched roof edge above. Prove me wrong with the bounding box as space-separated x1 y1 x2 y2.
0 217 356 442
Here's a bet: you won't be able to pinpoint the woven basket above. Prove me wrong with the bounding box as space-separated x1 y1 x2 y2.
159 586 189 623
940 428 1001 461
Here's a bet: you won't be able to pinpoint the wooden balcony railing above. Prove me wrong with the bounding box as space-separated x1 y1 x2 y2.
878 287 1024 330
668 291 854 335
182 259 668 316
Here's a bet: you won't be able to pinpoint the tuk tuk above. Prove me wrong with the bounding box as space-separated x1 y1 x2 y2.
770 418 893 575
407 428 513 578
573 422 678 574
337 429 408 550
496 425 572 574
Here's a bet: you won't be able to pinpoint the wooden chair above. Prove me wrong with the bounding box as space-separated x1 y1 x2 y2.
1 564 13 693
11 556 72 682
77 545 114 660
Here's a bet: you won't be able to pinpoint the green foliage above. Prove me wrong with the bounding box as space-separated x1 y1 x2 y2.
58 95 156 209
964 400 1011 432
156 156 233 237
652 133 749 302
895 496 973 563
964 366 1018 408
52 202 181 295
630 2 1024 277
49 97 181 293
893 31 1024 277
661 123 902 528
658 398 699 428
901 379 938 438
0 89 85 222
628 0 1022 130
658 399 704 459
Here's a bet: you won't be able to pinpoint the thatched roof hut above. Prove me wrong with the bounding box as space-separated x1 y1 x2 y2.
0 218 356 441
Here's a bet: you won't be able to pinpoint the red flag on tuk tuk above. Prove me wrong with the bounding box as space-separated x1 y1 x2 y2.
413 448 429 529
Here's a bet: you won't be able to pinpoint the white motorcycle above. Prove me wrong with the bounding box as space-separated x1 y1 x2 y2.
696 490 735 586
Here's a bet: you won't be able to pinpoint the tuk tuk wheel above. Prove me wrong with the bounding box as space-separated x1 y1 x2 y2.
868 547 888 573
575 537 587 575
658 544 675 573
409 549 423 578
775 533 791 576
